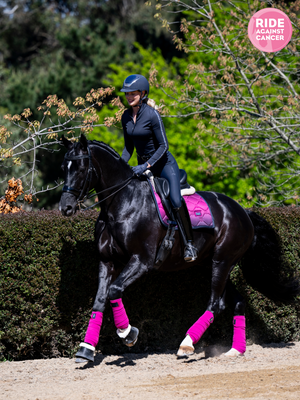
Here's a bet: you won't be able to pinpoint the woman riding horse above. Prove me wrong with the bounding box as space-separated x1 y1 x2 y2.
59 85 299 363
120 74 197 263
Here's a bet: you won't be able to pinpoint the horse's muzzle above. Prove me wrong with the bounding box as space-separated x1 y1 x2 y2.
59 193 78 216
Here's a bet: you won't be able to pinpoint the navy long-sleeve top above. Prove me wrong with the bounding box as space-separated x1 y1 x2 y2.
121 102 169 167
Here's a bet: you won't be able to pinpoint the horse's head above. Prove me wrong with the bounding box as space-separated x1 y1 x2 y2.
59 134 92 216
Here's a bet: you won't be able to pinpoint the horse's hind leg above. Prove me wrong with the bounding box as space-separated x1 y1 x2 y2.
177 257 237 357
177 310 214 357
223 279 246 357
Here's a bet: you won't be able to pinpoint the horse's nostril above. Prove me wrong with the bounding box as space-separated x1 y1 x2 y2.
62 205 74 216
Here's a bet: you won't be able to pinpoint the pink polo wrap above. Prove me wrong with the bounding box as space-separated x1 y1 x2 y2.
84 311 103 347
110 298 129 329
186 310 214 344
232 315 246 353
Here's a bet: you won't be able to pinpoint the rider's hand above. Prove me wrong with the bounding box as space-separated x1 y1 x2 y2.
132 163 148 177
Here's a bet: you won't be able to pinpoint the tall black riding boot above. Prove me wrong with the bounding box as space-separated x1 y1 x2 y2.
174 199 198 262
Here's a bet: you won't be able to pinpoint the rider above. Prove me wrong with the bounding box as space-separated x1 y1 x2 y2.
120 74 198 262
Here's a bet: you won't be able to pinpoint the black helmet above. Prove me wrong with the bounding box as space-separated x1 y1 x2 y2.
120 74 149 96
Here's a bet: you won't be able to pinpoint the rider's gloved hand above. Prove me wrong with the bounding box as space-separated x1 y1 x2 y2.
132 163 148 177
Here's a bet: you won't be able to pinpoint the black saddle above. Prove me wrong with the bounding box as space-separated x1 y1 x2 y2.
155 169 191 199
152 169 191 221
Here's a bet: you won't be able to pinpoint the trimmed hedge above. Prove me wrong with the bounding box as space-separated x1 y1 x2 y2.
0 208 300 361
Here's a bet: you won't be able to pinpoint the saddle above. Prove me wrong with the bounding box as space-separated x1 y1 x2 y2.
146 169 195 221
144 169 214 268
156 169 195 198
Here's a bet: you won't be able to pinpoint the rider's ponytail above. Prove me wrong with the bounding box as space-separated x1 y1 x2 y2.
143 98 161 112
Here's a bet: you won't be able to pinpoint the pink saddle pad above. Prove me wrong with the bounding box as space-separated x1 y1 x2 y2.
153 190 214 229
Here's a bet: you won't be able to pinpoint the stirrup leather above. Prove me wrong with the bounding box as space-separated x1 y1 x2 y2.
174 199 198 262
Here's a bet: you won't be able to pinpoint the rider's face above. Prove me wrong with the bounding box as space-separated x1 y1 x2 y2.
125 91 145 107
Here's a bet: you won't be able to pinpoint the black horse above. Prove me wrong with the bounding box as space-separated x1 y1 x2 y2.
59 134 299 362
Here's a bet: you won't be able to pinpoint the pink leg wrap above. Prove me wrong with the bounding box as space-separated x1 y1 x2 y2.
84 311 103 347
110 298 129 329
186 310 214 344
232 315 246 353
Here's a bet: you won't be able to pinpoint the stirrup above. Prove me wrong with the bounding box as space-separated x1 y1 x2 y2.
184 241 198 262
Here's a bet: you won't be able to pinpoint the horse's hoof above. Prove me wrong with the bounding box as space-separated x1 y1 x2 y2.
177 334 194 357
122 326 139 347
75 357 89 363
177 345 195 358
75 343 95 363
223 348 244 357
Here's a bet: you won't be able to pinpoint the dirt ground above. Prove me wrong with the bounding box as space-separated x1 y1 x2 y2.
1 341 300 400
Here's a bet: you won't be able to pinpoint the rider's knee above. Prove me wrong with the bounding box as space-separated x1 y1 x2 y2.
170 195 182 210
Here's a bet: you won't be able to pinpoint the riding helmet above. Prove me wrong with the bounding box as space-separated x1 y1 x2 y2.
120 74 150 95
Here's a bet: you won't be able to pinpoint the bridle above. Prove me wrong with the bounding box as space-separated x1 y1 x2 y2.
62 143 134 210
62 145 97 203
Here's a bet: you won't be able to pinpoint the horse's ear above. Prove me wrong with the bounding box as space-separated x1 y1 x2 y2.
61 135 73 150
80 133 88 151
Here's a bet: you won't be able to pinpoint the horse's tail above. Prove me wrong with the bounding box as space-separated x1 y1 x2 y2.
239 210 300 303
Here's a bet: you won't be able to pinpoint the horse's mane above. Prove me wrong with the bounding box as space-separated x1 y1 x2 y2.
88 140 131 170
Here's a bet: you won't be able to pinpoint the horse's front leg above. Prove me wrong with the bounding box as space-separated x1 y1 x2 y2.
75 260 114 363
107 254 149 347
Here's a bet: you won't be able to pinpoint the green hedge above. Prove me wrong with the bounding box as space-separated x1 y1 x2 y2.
0 208 300 361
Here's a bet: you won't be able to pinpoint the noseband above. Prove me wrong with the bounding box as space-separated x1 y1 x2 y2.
62 143 134 210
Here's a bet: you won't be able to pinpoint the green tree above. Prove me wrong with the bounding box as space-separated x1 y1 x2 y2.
89 43 255 204
0 0 182 208
153 0 300 205
0 0 179 115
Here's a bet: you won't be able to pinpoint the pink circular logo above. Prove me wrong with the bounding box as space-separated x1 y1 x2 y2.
248 8 292 52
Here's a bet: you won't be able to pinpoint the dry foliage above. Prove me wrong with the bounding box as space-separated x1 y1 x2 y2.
0 178 25 214
0 87 115 202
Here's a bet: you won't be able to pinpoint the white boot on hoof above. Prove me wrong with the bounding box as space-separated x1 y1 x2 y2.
177 335 195 357
75 343 95 363
223 348 244 357
117 325 139 347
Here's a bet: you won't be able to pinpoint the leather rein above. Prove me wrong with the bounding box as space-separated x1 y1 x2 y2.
62 144 134 211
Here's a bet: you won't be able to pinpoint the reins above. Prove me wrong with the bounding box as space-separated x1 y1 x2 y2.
62 143 134 211
80 176 134 211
